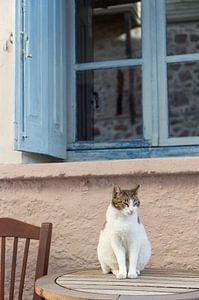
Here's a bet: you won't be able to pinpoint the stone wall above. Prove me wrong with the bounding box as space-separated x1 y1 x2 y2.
167 21 199 137
93 17 142 140
94 67 142 140
93 17 199 140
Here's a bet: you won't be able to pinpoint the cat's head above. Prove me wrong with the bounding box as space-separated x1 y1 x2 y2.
111 185 140 216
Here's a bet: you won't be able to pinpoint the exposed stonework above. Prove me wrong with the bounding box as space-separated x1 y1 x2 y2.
93 17 199 140
167 21 199 137
93 17 142 140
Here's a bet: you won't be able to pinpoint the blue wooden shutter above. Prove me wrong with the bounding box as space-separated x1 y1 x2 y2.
15 0 67 159
48 0 67 158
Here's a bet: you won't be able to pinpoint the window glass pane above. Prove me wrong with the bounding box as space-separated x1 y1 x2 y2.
77 67 142 141
168 61 199 137
76 0 142 63
166 0 199 56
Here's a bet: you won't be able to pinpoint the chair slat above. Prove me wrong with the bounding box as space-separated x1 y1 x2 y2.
35 223 52 280
1 237 6 300
0 218 52 300
18 238 30 300
9 237 18 300
0 218 40 239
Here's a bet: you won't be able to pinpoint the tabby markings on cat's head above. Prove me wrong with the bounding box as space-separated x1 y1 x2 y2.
112 185 140 216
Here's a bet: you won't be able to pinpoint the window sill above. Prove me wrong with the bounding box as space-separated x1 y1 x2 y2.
0 156 199 180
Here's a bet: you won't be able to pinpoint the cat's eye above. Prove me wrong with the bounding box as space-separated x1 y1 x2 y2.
125 202 129 207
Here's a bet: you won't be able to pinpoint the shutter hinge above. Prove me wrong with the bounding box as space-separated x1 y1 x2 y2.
22 0 25 14
20 32 25 57
20 32 32 59
14 122 28 140
14 121 18 142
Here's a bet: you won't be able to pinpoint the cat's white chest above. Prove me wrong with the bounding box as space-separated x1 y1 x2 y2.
97 187 151 279
107 205 139 236
112 217 137 235
106 214 140 252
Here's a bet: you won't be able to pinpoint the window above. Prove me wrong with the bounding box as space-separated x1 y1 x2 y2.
67 0 153 161
158 0 199 146
76 1 143 141
15 0 199 161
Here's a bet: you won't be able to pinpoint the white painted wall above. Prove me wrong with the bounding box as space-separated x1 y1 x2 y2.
0 0 22 163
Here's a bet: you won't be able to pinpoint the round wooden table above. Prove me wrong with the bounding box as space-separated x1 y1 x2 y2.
35 268 199 300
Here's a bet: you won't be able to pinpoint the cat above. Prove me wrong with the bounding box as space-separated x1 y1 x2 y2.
97 184 151 279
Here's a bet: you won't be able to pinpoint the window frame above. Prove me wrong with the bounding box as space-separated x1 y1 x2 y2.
157 0 199 146
14 0 199 162
67 0 155 149
66 0 199 161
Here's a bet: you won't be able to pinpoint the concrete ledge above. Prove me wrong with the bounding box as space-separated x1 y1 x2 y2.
0 156 199 180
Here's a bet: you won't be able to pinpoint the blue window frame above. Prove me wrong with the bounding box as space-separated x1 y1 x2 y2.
65 0 152 161
14 0 199 161
157 0 199 147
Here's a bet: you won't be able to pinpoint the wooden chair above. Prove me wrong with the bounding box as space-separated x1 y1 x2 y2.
0 217 52 300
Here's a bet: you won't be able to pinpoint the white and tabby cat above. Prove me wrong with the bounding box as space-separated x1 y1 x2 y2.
97 185 151 279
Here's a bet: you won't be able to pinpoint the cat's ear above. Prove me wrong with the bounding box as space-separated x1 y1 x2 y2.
113 185 121 197
131 184 140 195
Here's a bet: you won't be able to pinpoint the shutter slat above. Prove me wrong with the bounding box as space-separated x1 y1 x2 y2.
15 0 67 159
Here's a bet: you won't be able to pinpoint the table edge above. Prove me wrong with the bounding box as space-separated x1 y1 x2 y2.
35 269 199 300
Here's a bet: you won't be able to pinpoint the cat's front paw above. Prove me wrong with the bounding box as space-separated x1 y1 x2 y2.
128 272 138 279
116 272 127 279
136 270 141 275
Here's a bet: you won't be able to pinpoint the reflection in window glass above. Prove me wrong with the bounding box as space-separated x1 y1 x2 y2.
77 67 142 141
76 0 142 63
168 62 199 137
166 0 199 56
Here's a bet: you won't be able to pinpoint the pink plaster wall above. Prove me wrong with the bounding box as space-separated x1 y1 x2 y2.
0 158 199 298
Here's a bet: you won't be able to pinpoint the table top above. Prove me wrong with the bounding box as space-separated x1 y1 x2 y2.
35 268 199 300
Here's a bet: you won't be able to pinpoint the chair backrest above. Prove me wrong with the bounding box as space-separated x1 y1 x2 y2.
0 218 52 300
